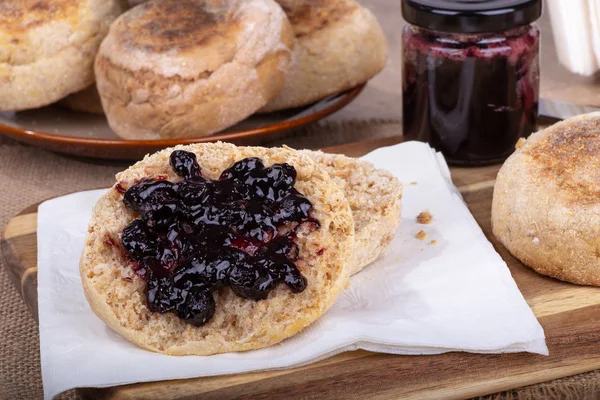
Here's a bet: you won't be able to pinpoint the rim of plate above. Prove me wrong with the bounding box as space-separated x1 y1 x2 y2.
0 84 365 149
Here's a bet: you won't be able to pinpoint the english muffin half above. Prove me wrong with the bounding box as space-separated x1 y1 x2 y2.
303 150 402 275
95 0 295 140
0 0 125 111
80 143 354 355
492 112 600 286
261 0 388 112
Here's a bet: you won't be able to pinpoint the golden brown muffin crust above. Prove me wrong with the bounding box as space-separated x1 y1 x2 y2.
0 0 81 63
117 0 243 56
492 112 600 286
277 0 359 38
522 116 600 204
0 0 125 111
0 0 78 33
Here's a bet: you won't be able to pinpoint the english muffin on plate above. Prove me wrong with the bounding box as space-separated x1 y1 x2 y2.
260 0 388 112
95 0 295 140
492 113 600 286
0 0 125 111
80 143 354 355
303 150 402 275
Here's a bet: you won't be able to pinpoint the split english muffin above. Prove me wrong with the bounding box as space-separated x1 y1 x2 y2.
80 143 355 355
302 150 402 275
95 0 295 140
492 112 600 286
260 0 388 112
0 0 125 111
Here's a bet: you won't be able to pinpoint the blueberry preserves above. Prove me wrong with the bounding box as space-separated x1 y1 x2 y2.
401 0 542 165
119 150 318 326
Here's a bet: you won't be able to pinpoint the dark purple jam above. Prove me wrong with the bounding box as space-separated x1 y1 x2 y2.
402 24 540 165
119 150 318 326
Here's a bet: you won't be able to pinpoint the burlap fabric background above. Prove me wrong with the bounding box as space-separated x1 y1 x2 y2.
1 0 600 399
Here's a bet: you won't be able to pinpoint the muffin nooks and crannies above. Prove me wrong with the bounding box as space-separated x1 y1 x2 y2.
260 0 388 112
94 0 295 140
492 112 600 286
80 143 354 355
0 0 125 111
301 150 402 275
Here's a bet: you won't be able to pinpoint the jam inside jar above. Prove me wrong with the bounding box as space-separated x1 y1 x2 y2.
401 1 541 165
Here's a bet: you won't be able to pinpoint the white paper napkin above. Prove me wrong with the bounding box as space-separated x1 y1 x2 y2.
38 141 547 399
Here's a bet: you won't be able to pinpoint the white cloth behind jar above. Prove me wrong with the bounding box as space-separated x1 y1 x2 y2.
547 0 600 75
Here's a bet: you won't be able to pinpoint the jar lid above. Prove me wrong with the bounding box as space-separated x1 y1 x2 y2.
401 0 542 33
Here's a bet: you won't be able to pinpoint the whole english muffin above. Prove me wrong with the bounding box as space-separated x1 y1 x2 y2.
260 0 388 112
302 150 402 275
492 113 600 286
95 0 295 140
0 0 125 111
80 143 355 355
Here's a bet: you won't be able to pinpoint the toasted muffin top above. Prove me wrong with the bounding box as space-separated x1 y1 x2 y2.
0 0 80 34
276 0 359 38
0 0 83 64
117 1 243 55
520 112 600 205
99 0 291 78
0 0 126 68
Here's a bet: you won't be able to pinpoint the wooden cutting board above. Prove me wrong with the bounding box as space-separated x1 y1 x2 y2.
3 137 600 400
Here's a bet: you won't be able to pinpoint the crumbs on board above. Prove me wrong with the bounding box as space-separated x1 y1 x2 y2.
417 210 433 224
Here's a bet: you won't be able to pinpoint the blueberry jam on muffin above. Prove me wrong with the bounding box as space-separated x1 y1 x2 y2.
119 150 319 326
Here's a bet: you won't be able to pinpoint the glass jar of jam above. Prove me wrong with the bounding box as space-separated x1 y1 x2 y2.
401 0 542 165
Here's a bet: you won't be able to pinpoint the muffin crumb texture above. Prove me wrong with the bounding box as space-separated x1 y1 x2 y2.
300 150 402 275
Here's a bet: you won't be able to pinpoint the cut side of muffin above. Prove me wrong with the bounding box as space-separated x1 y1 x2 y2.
303 150 402 275
80 143 354 355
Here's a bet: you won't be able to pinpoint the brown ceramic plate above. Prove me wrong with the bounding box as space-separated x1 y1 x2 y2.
0 84 365 161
